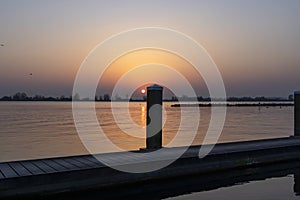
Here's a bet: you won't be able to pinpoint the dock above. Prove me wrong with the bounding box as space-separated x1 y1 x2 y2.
2 137 300 199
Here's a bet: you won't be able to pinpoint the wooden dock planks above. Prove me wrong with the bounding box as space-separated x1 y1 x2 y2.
62 157 92 170
51 158 79 171
0 170 5 179
20 161 45 175
73 156 100 168
41 159 68 172
30 160 57 174
9 162 32 176
0 163 19 178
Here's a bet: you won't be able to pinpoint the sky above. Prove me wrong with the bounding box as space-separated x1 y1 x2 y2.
0 0 300 98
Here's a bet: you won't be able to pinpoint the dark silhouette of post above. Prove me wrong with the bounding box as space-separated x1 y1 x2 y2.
146 84 163 150
295 91 300 136
294 174 300 196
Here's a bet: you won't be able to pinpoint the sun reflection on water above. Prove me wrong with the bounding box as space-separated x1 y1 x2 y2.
141 104 146 128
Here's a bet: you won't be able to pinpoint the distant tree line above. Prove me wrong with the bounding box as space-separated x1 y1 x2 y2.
226 95 294 102
0 92 133 102
0 92 112 102
0 92 295 102
171 95 294 102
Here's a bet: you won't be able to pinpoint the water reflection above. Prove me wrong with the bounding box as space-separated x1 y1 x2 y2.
141 104 146 128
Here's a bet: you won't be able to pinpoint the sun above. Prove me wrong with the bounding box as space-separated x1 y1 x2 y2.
141 89 146 94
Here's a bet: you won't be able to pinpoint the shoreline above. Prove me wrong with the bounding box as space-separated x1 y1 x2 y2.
171 103 294 107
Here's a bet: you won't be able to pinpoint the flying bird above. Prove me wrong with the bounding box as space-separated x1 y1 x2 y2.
0 44 4 47
29 73 33 76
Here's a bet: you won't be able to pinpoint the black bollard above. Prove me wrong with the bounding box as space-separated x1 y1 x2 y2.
146 84 163 150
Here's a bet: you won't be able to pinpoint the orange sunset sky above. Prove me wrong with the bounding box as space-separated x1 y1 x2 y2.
0 0 300 97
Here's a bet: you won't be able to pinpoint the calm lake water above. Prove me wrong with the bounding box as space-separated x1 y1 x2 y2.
166 176 299 200
0 102 293 162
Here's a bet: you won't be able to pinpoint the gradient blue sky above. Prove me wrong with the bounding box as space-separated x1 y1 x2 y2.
0 0 300 97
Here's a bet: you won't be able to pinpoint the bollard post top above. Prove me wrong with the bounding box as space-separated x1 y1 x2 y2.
147 84 163 91
295 91 300 95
